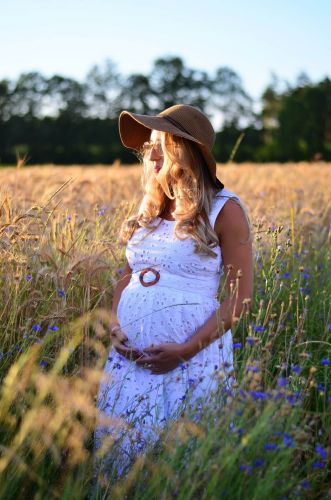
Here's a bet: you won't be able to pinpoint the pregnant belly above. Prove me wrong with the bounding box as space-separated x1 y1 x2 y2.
116 283 218 350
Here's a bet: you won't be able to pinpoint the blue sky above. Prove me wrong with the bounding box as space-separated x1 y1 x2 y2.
1 0 330 100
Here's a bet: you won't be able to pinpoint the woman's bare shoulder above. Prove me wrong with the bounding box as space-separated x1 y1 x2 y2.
214 198 250 242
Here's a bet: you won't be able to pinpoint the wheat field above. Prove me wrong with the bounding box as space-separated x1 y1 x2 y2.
0 162 330 499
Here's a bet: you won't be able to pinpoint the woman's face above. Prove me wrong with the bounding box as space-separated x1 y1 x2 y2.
148 130 164 174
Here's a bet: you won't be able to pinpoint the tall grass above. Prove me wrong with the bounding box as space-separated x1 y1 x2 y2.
0 163 330 499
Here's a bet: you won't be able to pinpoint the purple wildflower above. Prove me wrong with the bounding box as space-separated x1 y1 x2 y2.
317 384 325 392
291 364 302 374
283 434 294 447
57 289 65 298
246 365 259 373
48 325 59 331
233 342 242 349
264 443 278 451
300 480 311 490
254 325 265 332
320 358 330 365
25 274 32 282
312 461 325 469
327 323 331 331
245 337 255 346
252 458 265 468
315 445 327 460
32 324 42 332
249 390 269 401
283 272 291 279
277 377 288 387
39 360 49 368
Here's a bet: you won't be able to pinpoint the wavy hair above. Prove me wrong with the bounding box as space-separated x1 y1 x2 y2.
119 131 249 257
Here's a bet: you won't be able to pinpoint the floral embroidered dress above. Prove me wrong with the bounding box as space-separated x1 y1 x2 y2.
94 188 241 477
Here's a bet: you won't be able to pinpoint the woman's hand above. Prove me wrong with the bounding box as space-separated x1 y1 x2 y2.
110 325 144 362
135 342 192 375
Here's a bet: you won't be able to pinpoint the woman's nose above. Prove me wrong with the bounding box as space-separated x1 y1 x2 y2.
149 147 162 160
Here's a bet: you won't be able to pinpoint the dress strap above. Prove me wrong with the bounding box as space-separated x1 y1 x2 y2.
209 188 241 230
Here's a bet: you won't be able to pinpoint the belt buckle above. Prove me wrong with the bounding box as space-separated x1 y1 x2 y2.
139 267 160 287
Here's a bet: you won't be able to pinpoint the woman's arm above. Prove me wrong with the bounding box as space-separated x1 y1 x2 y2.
182 198 254 359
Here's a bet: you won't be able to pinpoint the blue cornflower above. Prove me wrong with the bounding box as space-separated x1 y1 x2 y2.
233 342 242 349
283 434 294 447
98 206 107 216
315 445 327 460
57 289 65 298
25 274 32 281
277 377 288 387
67 215 72 221
32 324 42 332
286 394 297 406
246 365 259 373
302 272 310 280
291 364 302 374
254 325 265 332
283 272 291 279
252 458 265 468
317 384 325 392
39 360 49 368
245 337 254 346
249 390 269 401
300 480 311 490
327 323 331 331
320 358 330 365
312 461 325 469
264 443 278 451
48 325 59 331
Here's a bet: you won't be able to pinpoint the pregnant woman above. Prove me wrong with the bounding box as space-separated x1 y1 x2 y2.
94 104 253 480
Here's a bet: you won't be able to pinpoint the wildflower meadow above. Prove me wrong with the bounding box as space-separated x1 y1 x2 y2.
0 162 330 499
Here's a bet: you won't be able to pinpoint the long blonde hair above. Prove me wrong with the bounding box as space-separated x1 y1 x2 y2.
119 132 248 257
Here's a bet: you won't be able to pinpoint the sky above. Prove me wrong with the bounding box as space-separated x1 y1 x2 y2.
1 0 330 102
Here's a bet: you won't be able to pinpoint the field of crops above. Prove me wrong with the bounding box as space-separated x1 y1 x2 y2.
0 162 330 499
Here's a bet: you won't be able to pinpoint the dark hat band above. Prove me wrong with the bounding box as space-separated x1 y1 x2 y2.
162 115 193 138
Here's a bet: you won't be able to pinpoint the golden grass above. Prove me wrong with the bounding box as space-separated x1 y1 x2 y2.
0 162 330 496
1 162 330 221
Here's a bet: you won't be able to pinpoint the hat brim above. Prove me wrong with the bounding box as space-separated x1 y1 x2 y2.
118 110 219 181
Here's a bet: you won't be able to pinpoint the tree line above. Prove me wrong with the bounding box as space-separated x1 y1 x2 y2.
0 57 330 165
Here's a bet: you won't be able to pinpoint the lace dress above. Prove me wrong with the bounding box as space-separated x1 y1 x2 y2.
94 188 241 477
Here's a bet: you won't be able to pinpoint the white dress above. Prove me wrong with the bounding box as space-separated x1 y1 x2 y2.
94 188 241 477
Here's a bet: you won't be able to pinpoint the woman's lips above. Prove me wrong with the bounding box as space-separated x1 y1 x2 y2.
153 165 162 173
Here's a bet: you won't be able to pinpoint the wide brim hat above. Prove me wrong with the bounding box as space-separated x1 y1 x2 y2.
118 104 223 188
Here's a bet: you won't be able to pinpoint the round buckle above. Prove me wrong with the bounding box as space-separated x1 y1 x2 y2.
139 267 160 287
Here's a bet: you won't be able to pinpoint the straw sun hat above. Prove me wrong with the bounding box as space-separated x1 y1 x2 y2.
118 104 223 187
